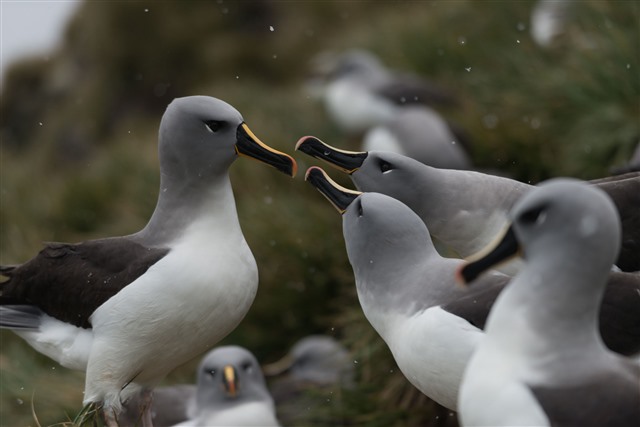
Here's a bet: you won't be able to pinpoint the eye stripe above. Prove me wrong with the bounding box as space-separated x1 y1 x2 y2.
379 160 393 173
204 120 224 133
519 204 548 226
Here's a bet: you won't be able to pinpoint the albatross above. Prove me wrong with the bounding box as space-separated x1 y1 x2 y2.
295 136 639 273
303 166 639 411
307 49 458 136
173 346 280 427
362 106 472 170
0 96 296 426
456 179 640 426
304 166 508 410
296 138 639 357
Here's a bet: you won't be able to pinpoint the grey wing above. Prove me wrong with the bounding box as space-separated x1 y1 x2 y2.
441 274 508 330
529 362 640 427
375 72 458 107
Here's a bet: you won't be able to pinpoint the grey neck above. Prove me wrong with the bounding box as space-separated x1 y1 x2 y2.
132 172 236 246
489 256 607 361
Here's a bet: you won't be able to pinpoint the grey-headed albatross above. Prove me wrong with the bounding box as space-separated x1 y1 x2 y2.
0 96 296 426
303 166 638 411
173 346 280 427
456 179 640 426
295 136 639 273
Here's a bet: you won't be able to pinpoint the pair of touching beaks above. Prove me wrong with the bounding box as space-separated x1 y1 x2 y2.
295 135 518 287
248 130 516 285
246 130 362 178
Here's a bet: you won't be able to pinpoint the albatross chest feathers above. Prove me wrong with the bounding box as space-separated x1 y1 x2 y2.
86 200 258 406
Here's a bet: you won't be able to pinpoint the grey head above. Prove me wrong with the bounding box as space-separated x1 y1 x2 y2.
296 137 453 223
157 96 295 188
510 179 621 279
347 192 460 314
353 150 449 202
158 96 243 185
296 136 437 198
136 96 296 244
192 345 273 416
305 166 450 316
297 136 638 271
328 149 515 225
296 137 532 257
305 49 386 100
457 179 640 427
287 335 354 386
460 178 621 311
343 192 437 283
323 49 387 83
263 335 354 387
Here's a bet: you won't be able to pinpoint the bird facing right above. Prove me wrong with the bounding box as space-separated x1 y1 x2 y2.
456 179 640 427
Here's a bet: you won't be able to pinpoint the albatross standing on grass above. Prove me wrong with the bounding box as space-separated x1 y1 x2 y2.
0 96 297 426
456 179 640 426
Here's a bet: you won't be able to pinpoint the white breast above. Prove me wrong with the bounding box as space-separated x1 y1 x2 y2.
324 80 396 133
363 127 407 156
458 341 550 426
363 305 483 410
176 401 280 427
85 216 259 409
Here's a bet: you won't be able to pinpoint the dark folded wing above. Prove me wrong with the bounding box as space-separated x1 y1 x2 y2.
0 238 169 328
441 274 508 330
529 362 640 427
592 173 639 271
599 271 640 356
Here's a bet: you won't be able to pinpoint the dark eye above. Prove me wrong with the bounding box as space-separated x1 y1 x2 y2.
294 358 305 368
204 120 224 133
519 205 547 226
205 368 216 377
356 199 364 217
379 160 393 173
241 361 253 373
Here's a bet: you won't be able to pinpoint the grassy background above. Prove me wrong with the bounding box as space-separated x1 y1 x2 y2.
1 1 638 426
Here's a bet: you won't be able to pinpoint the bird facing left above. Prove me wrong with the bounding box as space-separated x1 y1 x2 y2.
0 96 297 427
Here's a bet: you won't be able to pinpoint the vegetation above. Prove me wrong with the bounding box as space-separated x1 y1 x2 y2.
1 1 637 426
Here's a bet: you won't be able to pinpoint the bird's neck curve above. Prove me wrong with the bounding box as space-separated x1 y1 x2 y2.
486 257 608 365
133 173 239 246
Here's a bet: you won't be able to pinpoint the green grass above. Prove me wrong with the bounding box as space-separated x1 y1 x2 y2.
1 1 638 426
